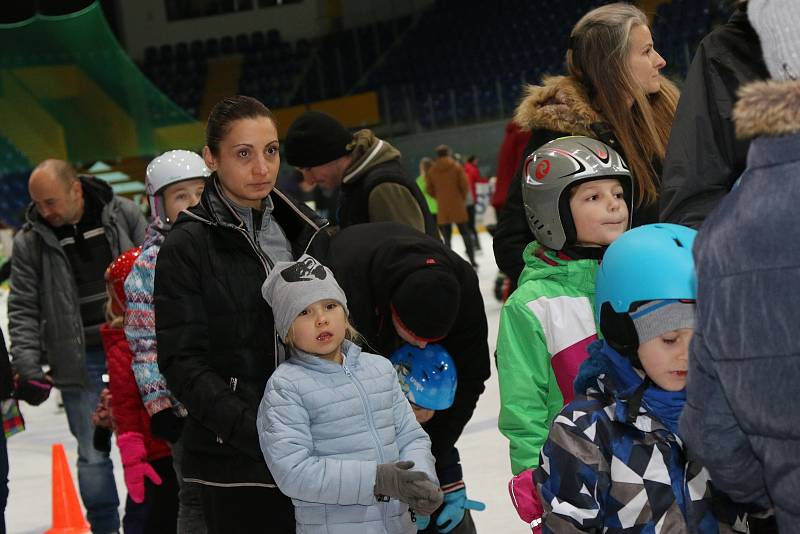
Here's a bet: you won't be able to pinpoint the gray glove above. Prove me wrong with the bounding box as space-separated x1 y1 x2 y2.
374 461 434 503
407 480 444 515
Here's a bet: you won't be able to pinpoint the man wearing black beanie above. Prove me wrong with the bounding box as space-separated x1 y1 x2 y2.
321 221 491 534
284 111 438 237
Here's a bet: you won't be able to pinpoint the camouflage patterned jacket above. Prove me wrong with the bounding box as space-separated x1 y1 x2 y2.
535 341 747 533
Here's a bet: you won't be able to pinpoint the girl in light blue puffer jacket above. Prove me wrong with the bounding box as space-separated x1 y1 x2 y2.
258 255 442 534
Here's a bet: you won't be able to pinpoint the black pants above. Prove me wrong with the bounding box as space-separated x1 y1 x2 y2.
466 205 481 250
200 484 295 534
122 456 179 534
749 515 779 534
419 509 476 534
439 223 477 266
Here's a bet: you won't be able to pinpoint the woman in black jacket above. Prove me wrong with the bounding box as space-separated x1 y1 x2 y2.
659 2 769 227
154 96 327 533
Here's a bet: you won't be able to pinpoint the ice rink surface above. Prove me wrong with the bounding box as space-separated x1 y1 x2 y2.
5 231 531 533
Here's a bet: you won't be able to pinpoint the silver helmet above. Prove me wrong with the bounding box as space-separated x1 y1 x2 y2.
522 136 632 250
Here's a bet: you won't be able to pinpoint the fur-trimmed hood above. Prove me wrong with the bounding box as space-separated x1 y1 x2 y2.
513 75 602 135
734 79 800 139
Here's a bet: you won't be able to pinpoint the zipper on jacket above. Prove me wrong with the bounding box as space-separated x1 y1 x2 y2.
217 184 327 374
273 188 324 231
216 376 237 445
302 220 330 255
227 224 282 368
342 363 384 463
343 361 391 528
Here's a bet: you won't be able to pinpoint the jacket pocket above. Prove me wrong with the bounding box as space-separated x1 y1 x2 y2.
182 417 236 458
386 499 413 532
387 498 409 520
294 502 326 525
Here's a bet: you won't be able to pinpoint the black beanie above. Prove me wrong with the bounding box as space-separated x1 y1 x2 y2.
391 268 461 341
284 111 354 168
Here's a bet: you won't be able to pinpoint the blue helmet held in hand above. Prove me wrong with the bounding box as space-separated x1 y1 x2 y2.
389 343 457 410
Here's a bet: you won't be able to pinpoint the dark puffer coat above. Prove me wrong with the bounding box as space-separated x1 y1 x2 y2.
659 7 769 227
155 177 327 485
681 79 800 532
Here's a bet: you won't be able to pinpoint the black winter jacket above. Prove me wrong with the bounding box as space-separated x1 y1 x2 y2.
659 7 768 227
322 222 491 485
493 77 659 286
155 178 327 485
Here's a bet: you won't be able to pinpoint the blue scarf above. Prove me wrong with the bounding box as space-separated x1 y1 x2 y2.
575 341 686 436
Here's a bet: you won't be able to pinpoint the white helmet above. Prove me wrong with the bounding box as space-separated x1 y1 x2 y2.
146 150 210 221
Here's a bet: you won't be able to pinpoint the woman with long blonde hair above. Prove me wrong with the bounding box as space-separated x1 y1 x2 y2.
493 2 679 286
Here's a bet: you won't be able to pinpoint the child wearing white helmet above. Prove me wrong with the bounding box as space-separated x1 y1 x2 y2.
495 136 633 531
123 150 209 531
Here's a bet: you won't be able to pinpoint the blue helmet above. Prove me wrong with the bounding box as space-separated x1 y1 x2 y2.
389 343 457 411
595 223 698 322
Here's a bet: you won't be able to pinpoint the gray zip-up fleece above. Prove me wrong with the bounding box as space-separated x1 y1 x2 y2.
9 177 147 388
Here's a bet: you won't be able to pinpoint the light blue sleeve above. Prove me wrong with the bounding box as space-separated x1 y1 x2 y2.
392 375 438 485
257 373 379 506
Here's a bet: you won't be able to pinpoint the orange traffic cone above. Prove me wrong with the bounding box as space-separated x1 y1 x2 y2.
45 443 91 534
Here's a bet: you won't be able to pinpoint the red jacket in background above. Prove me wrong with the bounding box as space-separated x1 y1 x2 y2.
463 161 488 201
101 324 171 461
492 121 532 212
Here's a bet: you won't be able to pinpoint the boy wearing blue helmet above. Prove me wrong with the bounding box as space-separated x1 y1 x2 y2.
534 224 747 533
389 344 487 532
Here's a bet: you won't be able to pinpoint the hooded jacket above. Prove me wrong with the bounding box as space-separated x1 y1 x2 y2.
496 242 599 475
680 79 800 531
492 76 659 286
338 130 438 237
154 177 328 485
537 341 748 533
9 176 147 387
258 340 436 534
321 222 490 486
659 7 769 227
101 324 171 461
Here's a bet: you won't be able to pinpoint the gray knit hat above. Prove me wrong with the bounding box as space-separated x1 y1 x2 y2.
261 255 349 341
749 0 800 80
629 300 695 344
